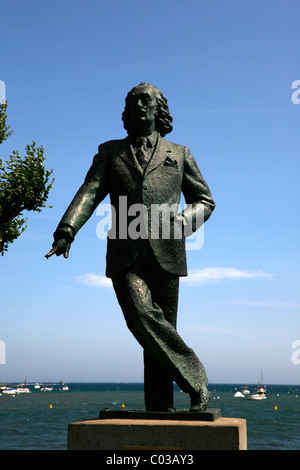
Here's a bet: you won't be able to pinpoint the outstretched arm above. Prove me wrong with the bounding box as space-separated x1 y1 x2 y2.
45 145 109 259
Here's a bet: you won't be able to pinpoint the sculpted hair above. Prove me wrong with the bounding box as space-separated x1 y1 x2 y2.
122 82 173 137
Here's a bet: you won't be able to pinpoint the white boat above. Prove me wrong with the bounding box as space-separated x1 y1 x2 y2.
59 380 69 391
34 383 40 389
16 387 31 393
40 380 53 391
246 385 266 400
3 387 17 395
241 385 250 395
234 391 245 398
16 378 31 393
246 372 266 400
41 386 53 391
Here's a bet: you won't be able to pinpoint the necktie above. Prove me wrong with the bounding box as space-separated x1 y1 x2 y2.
136 137 149 172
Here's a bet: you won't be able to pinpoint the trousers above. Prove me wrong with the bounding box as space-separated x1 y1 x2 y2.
111 243 208 411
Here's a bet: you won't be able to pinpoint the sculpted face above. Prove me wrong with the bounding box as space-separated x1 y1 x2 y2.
127 85 159 136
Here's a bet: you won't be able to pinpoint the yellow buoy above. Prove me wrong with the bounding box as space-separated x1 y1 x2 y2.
122 403 125 408
274 405 277 410
49 404 53 409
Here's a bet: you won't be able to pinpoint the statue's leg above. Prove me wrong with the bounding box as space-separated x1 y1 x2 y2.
143 351 174 411
112 259 209 411
143 269 179 411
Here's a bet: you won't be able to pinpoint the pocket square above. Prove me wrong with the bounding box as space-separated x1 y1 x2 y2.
164 156 178 168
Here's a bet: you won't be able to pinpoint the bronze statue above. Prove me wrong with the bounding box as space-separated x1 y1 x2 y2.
46 83 215 412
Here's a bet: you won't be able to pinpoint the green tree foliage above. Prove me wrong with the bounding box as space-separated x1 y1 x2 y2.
0 101 54 255
0 100 13 143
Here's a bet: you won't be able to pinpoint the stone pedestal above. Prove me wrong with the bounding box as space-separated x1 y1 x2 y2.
68 411 247 450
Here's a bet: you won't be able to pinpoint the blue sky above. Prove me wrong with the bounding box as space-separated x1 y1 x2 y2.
1 0 299 385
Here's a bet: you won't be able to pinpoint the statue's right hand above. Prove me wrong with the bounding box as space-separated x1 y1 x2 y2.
45 237 71 259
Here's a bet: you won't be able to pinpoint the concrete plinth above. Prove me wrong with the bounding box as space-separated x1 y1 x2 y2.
68 416 247 450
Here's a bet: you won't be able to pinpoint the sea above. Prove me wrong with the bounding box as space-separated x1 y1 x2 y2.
0 382 299 451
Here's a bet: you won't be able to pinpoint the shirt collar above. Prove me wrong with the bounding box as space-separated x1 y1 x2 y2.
131 131 158 149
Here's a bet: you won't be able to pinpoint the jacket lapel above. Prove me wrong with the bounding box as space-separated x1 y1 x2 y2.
144 135 172 177
115 135 172 177
115 137 143 175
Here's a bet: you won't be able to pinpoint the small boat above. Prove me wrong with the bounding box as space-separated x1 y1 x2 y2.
234 391 245 398
16 387 31 393
3 387 17 395
241 385 250 395
34 383 40 389
40 379 53 391
246 372 266 400
16 377 31 393
246 385 266 400
59 380 69 391
40 382 53 392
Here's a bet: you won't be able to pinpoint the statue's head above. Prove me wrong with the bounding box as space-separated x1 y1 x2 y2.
122 82 173 137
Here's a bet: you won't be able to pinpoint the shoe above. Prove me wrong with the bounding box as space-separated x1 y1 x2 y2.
189 385 210 412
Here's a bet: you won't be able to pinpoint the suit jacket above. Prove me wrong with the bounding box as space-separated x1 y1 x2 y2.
55 134 215 277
